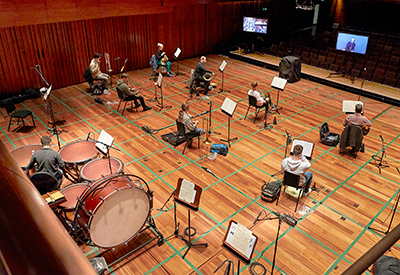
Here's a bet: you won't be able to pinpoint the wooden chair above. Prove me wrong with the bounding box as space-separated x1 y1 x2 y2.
175 120 200 155
244 95 265 123
4 99 35 131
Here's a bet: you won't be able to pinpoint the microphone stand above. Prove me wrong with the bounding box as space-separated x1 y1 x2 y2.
115 57 121 79
284 130 293 158
157 190 176 212
87 135 121 175
357 68 366 101
371 135 390 174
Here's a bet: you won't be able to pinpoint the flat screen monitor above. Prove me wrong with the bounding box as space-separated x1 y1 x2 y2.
336 32 369 54
243 17 268 34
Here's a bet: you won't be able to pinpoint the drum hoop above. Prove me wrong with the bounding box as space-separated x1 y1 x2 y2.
10 143 42 153
73 174 152 248
59 140 97 164
73 174 151 224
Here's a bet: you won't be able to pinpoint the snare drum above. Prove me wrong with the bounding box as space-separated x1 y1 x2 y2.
74 174 151 248
79 157 124 182
59 183 89 212
59 140 98 181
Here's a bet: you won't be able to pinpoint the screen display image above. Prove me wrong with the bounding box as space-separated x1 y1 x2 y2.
336 32 369 54
243 17 268 34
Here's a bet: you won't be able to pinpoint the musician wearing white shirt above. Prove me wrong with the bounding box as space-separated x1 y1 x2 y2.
248 81 268 107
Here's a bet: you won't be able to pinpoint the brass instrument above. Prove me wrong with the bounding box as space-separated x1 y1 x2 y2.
104 53 112 75
203 116 212 145
120 58 128 73
203 72 212 81
200 116 212 159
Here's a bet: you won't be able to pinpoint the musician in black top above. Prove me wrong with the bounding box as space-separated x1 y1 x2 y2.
194 56 215 96
156 43 173 77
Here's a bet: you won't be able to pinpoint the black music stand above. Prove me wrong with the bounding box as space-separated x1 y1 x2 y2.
155 73 171 111
218 220 258 275
371 135 390 174
207 100 221 136
93 130 120 175
174 47 185 76
166 178 207 259
270 76 287 115
220 97 238 147
219 60 230 93
114 57 121 79
284 130 293 158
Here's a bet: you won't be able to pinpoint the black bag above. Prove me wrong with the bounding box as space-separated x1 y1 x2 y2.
320 122 340 146
261 180 281 202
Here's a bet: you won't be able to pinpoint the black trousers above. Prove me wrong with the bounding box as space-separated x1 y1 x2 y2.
126 94 147 108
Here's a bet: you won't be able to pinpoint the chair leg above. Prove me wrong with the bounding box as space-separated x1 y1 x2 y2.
31 113 35 127
244 106 251 119
254 108 259 123
8 117 12 131
117 99 122 112
182 138 188 155
122 101 128 116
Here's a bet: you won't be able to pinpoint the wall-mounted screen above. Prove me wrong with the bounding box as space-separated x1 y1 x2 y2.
243 17 268 34
336 32 369 54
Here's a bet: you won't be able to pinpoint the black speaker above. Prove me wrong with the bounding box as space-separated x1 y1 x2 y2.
279 56 301 83
373 255 400 275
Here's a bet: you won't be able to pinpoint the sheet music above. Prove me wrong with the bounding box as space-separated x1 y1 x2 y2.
174 47 181 59
178 179 196 204
290 139 314 159
96 130 114 155
219 60 227 72
226 222 256 258
271 76 287 90
157 73 163 87
342 100 363 113
43 85 52 101
221 97 237 117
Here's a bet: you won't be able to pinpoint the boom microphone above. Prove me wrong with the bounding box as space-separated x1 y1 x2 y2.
380 135 384 142
114 57 120 60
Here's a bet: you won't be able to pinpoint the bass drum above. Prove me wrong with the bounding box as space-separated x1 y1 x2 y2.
74 174 152 248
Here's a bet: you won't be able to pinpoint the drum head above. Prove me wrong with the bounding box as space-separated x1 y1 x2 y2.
59 140 97 164
90 187 150 248
80 158 123 182
59 183 89 210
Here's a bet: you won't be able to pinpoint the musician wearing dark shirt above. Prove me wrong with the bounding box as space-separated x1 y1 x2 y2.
194 56 215 96
156 43 173 77
27 136 65 184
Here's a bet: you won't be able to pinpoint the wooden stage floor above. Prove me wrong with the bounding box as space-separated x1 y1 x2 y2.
2 55 400 275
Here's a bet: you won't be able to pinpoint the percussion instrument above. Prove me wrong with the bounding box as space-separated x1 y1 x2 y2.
58 183 89 212
160 55 168 66
362 125 370 136
79 157 124 182
59 140 98 180
73 174 152 248
9 144 42 169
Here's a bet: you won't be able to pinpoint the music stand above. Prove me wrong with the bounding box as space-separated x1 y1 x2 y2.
219 60 230 93
174 47 185 76
218 220 257 274
289 139 314 160
220 97 238 147
95 130 115 174
270 76 287 115
166 178 207 259
155 73 171 111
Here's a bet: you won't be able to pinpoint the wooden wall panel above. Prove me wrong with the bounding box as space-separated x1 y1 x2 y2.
0 1 264 96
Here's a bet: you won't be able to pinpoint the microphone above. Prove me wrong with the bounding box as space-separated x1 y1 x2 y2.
200 111 208 115
124 58 128 62
86 132 92 141
380 135 384 142
114 57 120 60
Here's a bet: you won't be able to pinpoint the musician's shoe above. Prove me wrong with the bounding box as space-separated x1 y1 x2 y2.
167 73 173 77
204 93 211 96
143 106 152 111
196 93 200 97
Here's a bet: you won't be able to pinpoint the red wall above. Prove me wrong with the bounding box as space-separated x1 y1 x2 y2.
0 1 261 95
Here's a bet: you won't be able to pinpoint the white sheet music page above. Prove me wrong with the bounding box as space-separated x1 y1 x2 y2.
342 100 363 113
178 179 195 204
96 130 114 155
221 97 237 117
174 47 181 59
271 76 287 90
219 60 227 72
291 139 314 158
231 223 252 256
157 73 163 87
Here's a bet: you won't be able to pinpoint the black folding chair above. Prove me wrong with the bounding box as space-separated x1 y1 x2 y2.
176 120 200 155
4 99 35 131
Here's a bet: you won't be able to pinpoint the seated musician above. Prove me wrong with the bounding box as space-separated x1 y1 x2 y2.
194 56 215 96
248 81 269 108
281 144 313 195
117 73 152 111
27 136 65 185
176 102 206 147
343 103 371 128
156 43 173 77
89 53 110 91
